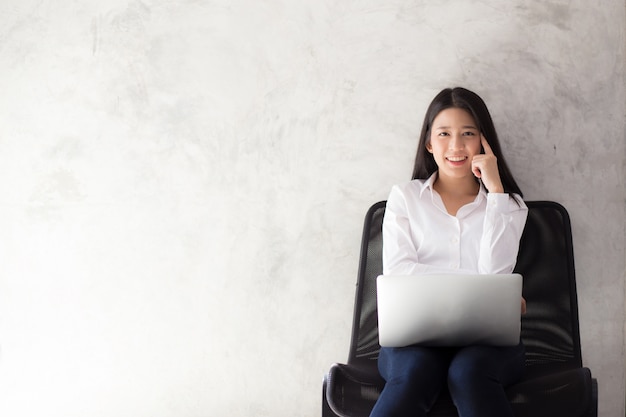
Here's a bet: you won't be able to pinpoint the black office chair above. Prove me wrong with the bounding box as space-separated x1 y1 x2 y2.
323 200 597 417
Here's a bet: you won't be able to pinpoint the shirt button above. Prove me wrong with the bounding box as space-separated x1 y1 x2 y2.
451 237 459 244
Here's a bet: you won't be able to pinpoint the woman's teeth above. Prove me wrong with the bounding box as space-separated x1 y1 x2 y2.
447 156 466 162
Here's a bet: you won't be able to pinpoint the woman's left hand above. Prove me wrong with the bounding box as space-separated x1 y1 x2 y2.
472 135 504 193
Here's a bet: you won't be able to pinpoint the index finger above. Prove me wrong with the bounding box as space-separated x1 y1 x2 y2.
481 134 494 155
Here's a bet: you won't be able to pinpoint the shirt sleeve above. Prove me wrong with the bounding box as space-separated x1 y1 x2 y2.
382 185 475 276
477 193 528 274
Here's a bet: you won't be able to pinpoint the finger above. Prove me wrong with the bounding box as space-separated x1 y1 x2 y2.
471 159 482 178
481 134 494 155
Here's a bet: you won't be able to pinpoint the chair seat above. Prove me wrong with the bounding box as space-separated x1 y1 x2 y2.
325 363 596 417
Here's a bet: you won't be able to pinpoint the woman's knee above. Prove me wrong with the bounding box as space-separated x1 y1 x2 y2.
447 352 487 390
380 346 450 384
447 344 525 392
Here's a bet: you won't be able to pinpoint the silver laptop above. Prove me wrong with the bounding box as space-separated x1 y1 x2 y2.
376 273 523 347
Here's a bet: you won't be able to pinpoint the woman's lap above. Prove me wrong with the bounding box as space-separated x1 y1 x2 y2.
371 343 525 417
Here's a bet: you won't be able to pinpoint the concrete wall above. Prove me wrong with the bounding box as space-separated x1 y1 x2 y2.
0 1 624 416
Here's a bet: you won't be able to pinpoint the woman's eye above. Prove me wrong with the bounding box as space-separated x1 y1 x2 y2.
463 131 476 136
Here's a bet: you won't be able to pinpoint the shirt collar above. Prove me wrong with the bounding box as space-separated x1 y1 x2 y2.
419 172 438 197
475 180 487 203
419 171 488 203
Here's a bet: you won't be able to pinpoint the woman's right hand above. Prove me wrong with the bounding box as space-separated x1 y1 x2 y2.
472 135 504 193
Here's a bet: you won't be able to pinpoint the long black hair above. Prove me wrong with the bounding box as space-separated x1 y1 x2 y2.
411 87 523 197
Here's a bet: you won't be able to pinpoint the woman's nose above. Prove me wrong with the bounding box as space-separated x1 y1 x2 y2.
448 134 464 150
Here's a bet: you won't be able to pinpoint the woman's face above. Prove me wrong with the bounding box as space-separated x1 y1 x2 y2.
426 107 482 181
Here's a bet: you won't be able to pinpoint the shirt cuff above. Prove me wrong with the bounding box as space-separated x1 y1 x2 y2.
486 192 513 212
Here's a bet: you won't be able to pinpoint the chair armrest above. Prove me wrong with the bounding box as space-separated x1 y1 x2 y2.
324 363 384 417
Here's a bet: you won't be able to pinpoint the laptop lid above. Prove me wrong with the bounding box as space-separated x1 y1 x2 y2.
376 273 523 347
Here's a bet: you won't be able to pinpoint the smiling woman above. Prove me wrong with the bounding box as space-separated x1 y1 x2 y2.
372 87 529 417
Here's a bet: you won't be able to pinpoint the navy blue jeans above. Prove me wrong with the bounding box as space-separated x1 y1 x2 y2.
370 342 525 417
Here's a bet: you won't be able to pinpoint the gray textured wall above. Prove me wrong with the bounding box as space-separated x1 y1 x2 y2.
0 1 624 416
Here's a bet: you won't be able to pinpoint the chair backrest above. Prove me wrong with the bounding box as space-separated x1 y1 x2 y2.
346 200 583 374
346 201 386 371
516 201 582 371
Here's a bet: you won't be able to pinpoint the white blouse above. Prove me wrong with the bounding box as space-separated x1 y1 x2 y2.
382 173 528 276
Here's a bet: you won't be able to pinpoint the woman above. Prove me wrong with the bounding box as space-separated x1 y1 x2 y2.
370 87 528 417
